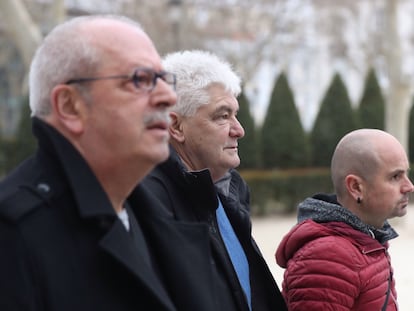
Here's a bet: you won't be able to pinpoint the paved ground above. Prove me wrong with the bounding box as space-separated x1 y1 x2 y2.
252 206 414 310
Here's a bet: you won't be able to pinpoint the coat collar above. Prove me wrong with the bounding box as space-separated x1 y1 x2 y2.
158 146 219 215
33 117 115 219
32 118 175 311
98 217 174 310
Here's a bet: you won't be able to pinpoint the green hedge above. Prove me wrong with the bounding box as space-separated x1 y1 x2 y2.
242 168 414 216
0 138 19 178
241 168 333 216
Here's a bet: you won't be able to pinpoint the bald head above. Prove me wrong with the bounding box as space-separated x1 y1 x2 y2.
331 129 413 227
331 129 405 198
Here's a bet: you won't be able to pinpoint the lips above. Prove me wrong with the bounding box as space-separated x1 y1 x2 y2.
224 145 238 149
146 120 168 130
400 199 409 206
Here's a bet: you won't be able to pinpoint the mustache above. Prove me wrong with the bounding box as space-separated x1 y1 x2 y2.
143 111 171 127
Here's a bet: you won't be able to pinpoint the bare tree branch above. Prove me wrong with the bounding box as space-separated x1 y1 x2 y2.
0 0 42 70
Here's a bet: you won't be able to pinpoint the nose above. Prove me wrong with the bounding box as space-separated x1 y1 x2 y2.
230 118 245 138
151 78 177 108
403 176 414 194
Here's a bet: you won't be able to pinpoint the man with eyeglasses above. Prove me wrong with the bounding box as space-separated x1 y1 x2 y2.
132 50 287 311
0 15 215 311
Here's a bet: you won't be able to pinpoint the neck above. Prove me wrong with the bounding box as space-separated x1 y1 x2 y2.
86 157 154 214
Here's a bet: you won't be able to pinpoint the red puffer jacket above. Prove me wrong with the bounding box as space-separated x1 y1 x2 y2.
276 219 397 311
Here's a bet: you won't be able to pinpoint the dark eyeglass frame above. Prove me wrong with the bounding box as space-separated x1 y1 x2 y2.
65 67 176 91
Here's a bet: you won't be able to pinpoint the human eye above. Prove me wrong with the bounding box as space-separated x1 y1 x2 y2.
132 69 153 89
214 108 230 119
220 112 230 119
392 172 403 181
211 112 229 124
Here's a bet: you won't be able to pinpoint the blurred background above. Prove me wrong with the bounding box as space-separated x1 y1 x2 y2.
1 1 414 309
1 0 414 214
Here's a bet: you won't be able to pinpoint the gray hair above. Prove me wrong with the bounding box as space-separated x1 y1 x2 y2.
29 15 143 117
162 50 241 116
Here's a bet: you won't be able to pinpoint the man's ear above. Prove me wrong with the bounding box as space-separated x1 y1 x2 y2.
169 111 185 142
345 174 363 201
50 85 87 134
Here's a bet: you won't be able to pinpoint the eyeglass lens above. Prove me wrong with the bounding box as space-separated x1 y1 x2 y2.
132 69 176 91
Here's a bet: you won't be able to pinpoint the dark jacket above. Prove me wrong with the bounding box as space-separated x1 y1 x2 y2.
0 118 216 311
276 193 397 311
139 147 287 311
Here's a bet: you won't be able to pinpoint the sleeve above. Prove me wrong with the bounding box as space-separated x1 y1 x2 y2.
283 236 361 311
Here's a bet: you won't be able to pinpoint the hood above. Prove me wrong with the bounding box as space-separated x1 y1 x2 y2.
275 193 398 268
298 193 398 244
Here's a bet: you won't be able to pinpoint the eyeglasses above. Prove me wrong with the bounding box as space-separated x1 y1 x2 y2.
65 67 176 91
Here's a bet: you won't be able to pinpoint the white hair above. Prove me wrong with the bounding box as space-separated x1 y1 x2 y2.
162 50 241 116
29 15 143 117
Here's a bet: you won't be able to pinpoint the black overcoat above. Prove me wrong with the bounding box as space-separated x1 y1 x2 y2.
138 147 288 311
0 118 216 311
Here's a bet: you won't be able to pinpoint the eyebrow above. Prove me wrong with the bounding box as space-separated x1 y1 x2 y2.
388 168 408 177
213 105 238 115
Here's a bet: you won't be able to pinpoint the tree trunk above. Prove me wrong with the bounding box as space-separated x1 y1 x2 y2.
0 0 42 70
384 0 412 150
